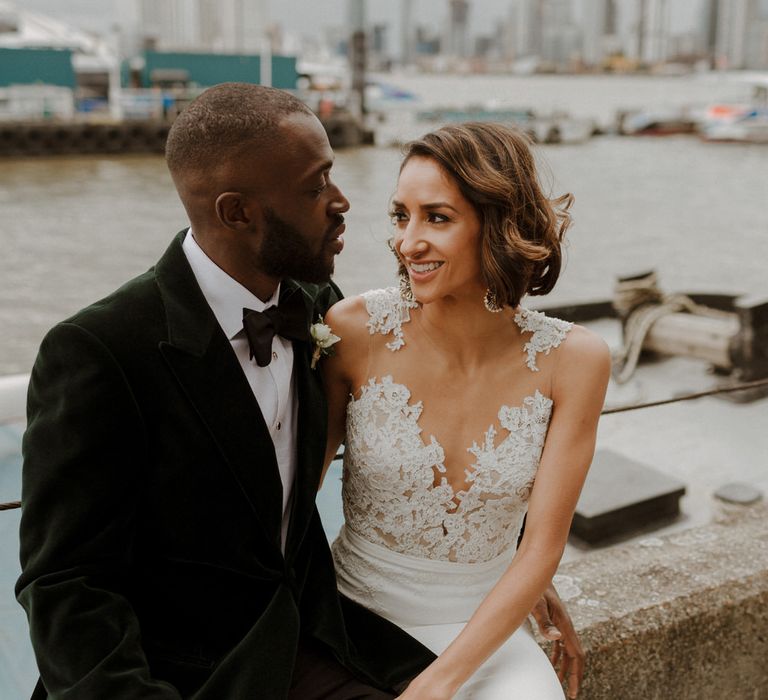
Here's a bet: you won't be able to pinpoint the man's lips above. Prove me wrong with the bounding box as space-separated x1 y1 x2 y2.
325 222 345 254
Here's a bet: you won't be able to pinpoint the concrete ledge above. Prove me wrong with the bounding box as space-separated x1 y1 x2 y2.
547 505 768 699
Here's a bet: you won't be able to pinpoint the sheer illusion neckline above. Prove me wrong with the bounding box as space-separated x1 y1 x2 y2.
347 375 553 510
338 289 570 563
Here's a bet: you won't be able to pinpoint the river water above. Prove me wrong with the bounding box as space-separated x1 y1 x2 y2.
1 74 767 375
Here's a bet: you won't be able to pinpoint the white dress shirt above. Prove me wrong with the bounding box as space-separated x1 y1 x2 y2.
182 230 297 552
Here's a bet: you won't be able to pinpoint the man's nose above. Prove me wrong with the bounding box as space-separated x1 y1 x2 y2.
329 184 350 215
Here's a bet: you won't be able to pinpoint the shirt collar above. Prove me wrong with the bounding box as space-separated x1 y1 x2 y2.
182 228 280 341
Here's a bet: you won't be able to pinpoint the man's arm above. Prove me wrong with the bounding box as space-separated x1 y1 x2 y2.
17 322 180 699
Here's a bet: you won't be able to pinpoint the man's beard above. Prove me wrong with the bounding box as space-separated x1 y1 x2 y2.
258 209 336 283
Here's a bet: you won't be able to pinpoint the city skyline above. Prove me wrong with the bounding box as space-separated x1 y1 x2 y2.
11 0 705 43
5 0 768 70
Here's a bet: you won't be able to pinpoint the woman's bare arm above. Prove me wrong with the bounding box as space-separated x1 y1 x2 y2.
398 326 611 699
318 296 370 489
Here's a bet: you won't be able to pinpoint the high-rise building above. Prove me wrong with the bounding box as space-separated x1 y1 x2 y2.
541 0 581 68
716 0 756 69
744 0 768 68
700 0 720 59
645 0 671 64
446 0 470 58
513 0 543 58
133 0 268 53
581 0 608 66
401 0 415 65
137 0 199 50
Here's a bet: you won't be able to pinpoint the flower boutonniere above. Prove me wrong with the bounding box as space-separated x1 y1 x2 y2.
310 316 341 369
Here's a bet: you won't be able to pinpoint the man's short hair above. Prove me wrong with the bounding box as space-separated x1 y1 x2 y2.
165 82 313 176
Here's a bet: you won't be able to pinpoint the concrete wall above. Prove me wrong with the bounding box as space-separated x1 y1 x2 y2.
545 504 768 699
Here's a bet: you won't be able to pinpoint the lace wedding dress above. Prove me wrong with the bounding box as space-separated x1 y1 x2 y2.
331 287 573 699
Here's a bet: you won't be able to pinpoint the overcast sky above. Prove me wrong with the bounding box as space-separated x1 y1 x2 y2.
11 0 704 42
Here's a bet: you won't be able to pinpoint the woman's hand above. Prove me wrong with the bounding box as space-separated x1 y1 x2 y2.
530 583 584 698
395 671 457 700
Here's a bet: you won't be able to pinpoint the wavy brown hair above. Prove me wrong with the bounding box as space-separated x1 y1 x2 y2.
397 122 572 308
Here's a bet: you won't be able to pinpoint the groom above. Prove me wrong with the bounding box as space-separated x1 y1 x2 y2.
17 83 582 699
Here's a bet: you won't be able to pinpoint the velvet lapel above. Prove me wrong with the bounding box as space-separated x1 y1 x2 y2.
282 281 328 560
154 232 284 555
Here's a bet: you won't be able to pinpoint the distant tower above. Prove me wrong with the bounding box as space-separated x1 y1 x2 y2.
700 0 719 65
447 0 470 58
715 0 750 69
514 0 543 58
637 0 647 61
138 0 199 50
647 0 670 63
581 0 608 67
214 0 269 53
135 0 267 53
541 0 580 68
604 0 617 35
401 0 415 65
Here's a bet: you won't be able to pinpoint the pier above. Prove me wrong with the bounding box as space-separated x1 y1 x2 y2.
0 111 370 157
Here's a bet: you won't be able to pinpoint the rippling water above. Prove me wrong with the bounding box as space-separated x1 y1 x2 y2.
1 74 767 375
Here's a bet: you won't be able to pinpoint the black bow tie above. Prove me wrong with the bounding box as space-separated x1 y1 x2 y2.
242 290 310 367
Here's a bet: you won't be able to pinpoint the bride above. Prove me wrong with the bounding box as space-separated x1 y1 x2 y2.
321 122 610 699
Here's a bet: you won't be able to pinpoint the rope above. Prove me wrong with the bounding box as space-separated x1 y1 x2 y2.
601 377 768 415
611 273 734 385
2 379 766 514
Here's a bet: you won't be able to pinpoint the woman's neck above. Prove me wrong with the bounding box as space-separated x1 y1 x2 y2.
416 296 521 370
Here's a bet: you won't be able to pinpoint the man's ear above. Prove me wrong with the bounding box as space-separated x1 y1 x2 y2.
215 192 261 231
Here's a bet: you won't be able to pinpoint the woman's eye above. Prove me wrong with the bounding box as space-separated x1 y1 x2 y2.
389 210 407 224
427 213 448 223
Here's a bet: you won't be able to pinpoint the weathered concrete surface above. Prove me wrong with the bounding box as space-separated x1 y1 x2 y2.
546 505 768 700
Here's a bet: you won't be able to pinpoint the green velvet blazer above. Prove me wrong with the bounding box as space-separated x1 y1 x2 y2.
17 232 433 699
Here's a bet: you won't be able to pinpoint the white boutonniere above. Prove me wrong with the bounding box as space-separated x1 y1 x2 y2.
310 316 341 369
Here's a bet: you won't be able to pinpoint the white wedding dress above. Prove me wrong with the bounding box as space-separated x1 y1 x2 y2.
332 287 573 699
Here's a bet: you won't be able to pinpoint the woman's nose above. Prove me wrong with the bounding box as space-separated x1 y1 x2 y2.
399 220 428 255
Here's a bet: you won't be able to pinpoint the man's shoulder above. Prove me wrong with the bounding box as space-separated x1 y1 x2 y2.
65 267 162 334
64 231 189 337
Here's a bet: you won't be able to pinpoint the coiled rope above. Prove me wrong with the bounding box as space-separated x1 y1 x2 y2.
611 272 734 384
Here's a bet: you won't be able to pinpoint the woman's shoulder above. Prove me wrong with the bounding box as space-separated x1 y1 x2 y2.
513 306 610 379
555 322 612 386
326 287 417 352
324 294 370 342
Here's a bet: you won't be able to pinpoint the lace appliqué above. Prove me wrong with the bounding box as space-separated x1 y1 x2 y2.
361 287 418 352
514 308 573 372
343 376 553 564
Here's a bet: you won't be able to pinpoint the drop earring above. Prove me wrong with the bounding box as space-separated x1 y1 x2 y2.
399 274 415 303
483 289 502 313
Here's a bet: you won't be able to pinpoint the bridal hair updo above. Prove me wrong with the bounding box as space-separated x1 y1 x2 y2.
399 122 572 308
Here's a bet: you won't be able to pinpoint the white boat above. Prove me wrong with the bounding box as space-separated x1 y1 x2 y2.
701 104 768 143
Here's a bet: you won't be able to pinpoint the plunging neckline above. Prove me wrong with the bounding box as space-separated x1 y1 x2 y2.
347 375 553 510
